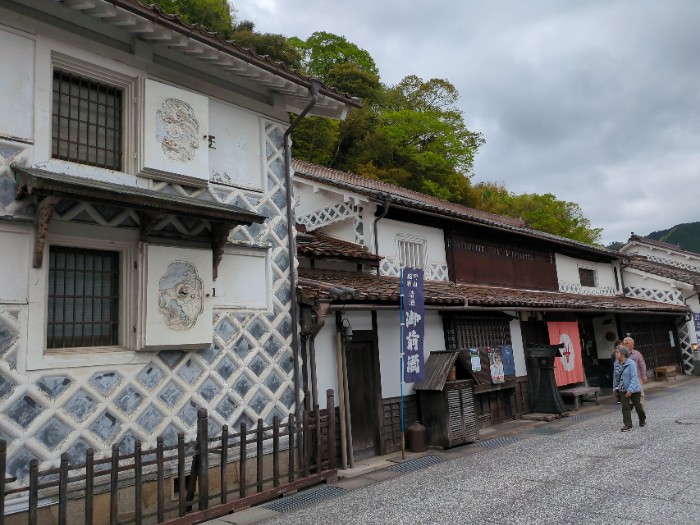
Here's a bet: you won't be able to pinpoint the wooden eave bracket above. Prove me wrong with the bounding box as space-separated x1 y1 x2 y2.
210 221 235 280
136 210 168 242
33 195 62 268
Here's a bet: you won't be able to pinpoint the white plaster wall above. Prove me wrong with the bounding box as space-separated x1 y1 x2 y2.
555 254 619 292
314 323 340 403
320 220 355 243
294 183 346 217
509 318 527 377
0 25 35 141
622 270 677 291
376 219 446 266
592 315 619 360
376 310 444 398
622 243 700 269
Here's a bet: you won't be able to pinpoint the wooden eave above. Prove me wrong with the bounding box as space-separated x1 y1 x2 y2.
14 167 265 277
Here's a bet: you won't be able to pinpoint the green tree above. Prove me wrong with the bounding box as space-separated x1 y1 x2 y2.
230 22 303 70
151 0 234 38
289 31 379 79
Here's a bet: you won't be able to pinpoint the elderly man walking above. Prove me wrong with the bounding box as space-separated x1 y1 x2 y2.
613 345 646 431
624 337 647 405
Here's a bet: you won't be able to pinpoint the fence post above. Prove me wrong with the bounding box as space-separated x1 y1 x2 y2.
0 439 6 524
327 389 336 470
197 408 209 511
287 414 295 482
315 406 322 473
272 416 280 487
256 419 263 492
303 410 311 477
220 425 228 504
177 433 186 517
239 422 247 498
58 453 68 525
156 437 164 523
134 440 143 525
110 444 119 525
85 448 94 525
28 459 38 525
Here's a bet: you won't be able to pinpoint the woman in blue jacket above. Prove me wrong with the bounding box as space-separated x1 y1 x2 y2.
612 345 646 432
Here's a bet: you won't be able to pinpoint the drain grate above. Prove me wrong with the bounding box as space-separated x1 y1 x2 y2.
386 455 445 473
261 485 347 513
567 413 600 422
527 426 566 436
473 435 520 448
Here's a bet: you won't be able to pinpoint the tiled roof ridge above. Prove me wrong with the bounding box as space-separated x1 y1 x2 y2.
628 234 700 258
291 159 523 227
297 268 687 312
107 1 361 107
292 159 618 258
625 255 700 284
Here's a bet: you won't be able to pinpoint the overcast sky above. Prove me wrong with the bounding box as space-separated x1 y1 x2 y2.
235 1 700 244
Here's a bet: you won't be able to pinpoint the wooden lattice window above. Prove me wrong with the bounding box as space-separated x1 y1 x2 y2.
443 315 512 349
52 69 123 170
397 236 426 269
578 268 597 287
47 246 120 348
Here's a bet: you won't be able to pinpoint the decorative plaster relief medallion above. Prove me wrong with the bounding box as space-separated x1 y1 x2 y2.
158 261 204 331
155 98 200 162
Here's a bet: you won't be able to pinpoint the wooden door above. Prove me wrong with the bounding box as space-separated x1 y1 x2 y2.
346 330 381 459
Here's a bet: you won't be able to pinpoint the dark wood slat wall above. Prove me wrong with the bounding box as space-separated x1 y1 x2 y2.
381 396 418 454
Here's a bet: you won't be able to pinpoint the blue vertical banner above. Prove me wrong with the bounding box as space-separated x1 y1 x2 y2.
402 267 425 383
693 313 700 333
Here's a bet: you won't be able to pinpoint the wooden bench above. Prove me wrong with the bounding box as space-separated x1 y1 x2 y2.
654 365 677 382
558 386 600 411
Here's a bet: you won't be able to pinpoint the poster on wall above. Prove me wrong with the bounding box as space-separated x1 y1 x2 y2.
470 348 481 372
488 346 505 384
500 345 516 376
402 268 425 383
693 313 700 333
547 322 585 386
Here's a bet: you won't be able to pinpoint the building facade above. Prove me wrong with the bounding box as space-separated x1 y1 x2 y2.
0 0 355 489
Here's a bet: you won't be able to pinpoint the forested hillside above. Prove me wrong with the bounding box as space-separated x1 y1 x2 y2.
647 222 700 254
150 0 602 244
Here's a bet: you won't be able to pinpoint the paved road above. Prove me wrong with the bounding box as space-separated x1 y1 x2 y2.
265 380 700 525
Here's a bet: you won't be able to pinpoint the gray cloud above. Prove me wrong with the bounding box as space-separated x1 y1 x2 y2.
236 0 700 243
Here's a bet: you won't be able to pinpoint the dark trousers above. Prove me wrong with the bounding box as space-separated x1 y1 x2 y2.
620 392 646 428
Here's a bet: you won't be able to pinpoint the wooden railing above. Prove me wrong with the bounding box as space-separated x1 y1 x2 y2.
0 390 337 525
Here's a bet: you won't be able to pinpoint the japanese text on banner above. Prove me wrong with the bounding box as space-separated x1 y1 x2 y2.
402 268 425 382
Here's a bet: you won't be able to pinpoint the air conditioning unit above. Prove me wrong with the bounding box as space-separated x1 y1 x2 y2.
138 243 213 350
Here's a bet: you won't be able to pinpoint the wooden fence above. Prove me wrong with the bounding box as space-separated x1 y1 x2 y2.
0 390 337 525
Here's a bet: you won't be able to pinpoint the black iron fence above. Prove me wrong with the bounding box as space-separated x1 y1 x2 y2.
0 390 337 525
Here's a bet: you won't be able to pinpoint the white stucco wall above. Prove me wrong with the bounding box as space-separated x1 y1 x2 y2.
621 270 677 291
509 319 527 377
376 309 445 398
376 219 446 267
622 243 700 271
592 315 619 360
555 254 620 293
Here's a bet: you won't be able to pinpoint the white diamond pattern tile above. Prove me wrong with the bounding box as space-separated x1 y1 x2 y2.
624 285 685 305
676 317 694 374
0 121 297 484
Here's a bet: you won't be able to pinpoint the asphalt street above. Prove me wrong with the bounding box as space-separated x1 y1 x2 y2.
263 380 700 525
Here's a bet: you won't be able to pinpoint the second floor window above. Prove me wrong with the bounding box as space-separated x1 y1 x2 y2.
397 236 427 269
52 69 123 171
578 267 597 287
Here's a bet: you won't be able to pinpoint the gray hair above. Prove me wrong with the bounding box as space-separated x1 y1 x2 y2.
623 337 634 345
616 345 630 358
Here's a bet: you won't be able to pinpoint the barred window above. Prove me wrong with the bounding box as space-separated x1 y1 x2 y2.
578 268 597 287
443 315 512 349
397 236 426 269
47 247 120 349
52 69 123 170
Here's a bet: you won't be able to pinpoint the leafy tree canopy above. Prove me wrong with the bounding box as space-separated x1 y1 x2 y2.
151 0 234 38
289 31 379 79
